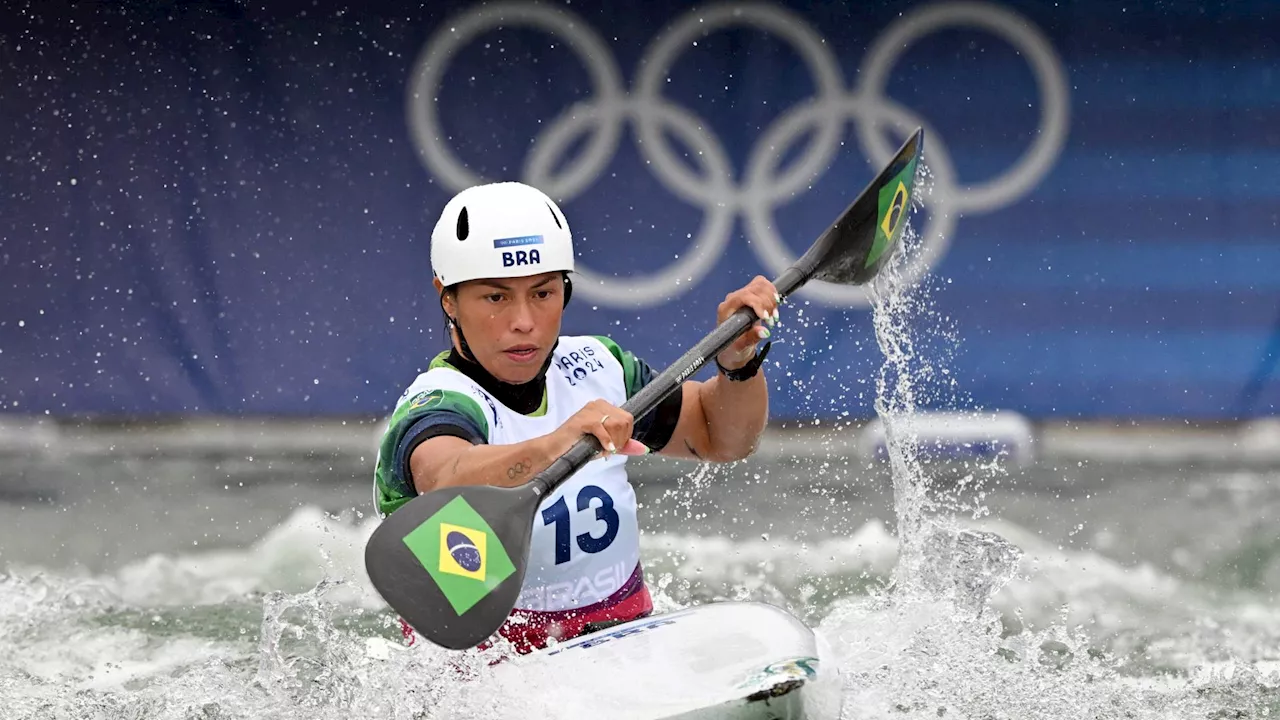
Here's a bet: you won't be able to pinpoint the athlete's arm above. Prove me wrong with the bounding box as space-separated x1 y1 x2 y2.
660 276 777 463
408 399 637 493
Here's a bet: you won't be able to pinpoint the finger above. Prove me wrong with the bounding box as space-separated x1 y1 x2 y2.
754 286 781 324
586 422 616 456
738 322 769 345
721 281 780 326
724 322 766 360
718 293 741 313
766 296 780 326
604 412 634 452
745 295 774 326
617 438 649 456
580 400 619 455
751 276 779 304
719 292 761 324
585 404 632 456
722 288 767 319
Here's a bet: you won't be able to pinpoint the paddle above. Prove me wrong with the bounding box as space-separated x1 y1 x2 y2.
365 127 924 650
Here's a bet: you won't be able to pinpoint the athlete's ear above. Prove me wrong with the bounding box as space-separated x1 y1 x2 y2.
434 277 457 321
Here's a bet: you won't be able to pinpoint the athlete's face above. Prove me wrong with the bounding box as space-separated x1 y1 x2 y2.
438 272 565 384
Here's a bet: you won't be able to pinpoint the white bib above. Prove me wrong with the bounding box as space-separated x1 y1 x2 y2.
398 336 641 613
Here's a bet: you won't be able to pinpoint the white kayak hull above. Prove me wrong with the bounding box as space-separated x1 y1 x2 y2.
486 601 843 720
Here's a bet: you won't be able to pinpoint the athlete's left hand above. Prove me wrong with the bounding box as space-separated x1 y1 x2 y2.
715 275 780 371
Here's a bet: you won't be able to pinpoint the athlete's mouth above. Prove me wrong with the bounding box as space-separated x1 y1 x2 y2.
503 345 539 363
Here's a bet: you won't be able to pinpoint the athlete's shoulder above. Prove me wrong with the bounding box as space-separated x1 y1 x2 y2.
383 351 495 440
393 352 480 408
374 354 493 518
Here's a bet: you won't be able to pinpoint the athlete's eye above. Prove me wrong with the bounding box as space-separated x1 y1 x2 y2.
535 290 554 300
484 294 504 304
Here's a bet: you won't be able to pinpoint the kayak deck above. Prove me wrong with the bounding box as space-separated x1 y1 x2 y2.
487 601 843 720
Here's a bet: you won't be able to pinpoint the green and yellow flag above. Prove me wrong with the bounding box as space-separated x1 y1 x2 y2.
866 156 918 269
401 495 517 615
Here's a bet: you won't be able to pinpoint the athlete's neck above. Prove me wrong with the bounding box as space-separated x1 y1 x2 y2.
446 346 552 415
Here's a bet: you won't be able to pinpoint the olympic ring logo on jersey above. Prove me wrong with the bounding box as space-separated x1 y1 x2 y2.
407 1 1070 308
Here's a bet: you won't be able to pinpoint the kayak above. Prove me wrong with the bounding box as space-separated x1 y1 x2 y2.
485 601 843 720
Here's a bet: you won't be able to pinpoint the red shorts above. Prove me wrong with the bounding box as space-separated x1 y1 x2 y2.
400 564 653 658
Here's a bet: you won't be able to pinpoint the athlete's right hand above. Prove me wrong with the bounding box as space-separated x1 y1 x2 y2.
556 399 647 458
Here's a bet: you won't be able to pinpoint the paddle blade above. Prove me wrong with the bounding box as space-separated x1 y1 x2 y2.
792 128 923 290
364 483 539 649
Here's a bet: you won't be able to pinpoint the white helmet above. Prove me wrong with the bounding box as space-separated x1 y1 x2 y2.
430 181 575 287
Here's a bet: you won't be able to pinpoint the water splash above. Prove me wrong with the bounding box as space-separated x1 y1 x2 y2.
834 163 1280 719
1 504 1277 718
866 164 966 598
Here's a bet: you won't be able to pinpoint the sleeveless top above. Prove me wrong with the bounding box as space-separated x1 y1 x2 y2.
373 335 667 612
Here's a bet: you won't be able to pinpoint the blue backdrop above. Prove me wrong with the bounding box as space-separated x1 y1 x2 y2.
1 0 1276 420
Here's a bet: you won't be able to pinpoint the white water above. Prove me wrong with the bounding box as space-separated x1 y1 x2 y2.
2 502 1278 718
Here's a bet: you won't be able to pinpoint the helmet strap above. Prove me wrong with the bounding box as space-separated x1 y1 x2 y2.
452 317 480 364
438 290 478 363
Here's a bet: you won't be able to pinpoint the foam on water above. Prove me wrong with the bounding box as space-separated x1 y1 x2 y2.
1 502 1278 717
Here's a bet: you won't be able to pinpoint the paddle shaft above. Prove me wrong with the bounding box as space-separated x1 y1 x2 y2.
529 265 808 499
362 128 920 651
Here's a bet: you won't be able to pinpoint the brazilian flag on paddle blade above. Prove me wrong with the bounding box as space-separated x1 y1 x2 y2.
401 496 517 615
866 154 919 269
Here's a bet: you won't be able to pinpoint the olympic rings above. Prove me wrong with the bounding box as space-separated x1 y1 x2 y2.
407 0 1070 308
407 2 626 200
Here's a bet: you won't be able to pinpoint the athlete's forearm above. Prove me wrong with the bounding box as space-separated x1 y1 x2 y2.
697 371 769 462
413 430 576 492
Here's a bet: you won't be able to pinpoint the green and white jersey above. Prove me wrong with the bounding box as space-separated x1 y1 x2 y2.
373 335 663 613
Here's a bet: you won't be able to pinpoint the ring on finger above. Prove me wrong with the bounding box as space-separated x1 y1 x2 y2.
600 414 610 426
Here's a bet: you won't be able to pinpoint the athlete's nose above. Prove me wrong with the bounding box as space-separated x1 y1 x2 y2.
509 297 536 334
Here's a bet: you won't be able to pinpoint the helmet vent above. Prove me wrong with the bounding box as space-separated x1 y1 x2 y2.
546 203 563 230
456 207 470 240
